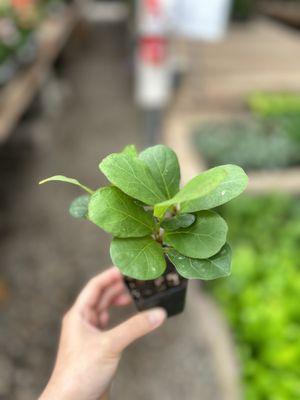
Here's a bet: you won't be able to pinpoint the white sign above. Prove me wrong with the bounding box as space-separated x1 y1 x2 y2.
172 0 232 41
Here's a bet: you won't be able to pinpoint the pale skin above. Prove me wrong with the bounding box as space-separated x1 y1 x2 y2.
39 267 167 400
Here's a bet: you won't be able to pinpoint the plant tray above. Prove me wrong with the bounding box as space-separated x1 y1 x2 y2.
124 258 188 317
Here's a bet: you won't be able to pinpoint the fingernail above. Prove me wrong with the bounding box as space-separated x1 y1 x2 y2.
146 308 167 327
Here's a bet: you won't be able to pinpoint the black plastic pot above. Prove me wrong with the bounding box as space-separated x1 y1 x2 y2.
124 258 188 317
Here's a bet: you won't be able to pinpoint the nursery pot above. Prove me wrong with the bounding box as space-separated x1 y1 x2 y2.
124 257 188 317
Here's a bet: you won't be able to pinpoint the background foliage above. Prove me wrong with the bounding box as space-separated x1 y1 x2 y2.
208 194 300 400
194 118 300 170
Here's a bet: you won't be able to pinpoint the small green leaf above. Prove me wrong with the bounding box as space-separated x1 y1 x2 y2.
154 167 227 218
122 144 138 157
69 195 90 219
139 145 180 199
181 165 248 213
110 237 166 280
99 153 166 205
161 213 195 231
39 175 94 195
88 187 155 238
167 243 231 280
164 211 227 258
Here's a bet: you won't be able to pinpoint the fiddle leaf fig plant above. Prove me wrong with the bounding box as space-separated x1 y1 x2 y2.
39 144 248 281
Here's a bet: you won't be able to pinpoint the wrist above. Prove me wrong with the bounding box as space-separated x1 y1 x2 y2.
39 377 79 400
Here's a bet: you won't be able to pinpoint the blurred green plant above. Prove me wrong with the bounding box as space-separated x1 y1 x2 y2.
209 194 300 400
248 92 300 117
0 0 64 83
231 0 257 21
194 118 300 170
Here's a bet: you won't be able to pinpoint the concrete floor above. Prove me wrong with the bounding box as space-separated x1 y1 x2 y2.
0 25 224 400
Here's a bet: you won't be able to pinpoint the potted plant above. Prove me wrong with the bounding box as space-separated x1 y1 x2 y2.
40 144 248 316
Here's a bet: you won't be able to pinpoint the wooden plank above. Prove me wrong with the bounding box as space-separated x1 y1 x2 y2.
0 6 78 143
171 19 300 114
262 2 300 27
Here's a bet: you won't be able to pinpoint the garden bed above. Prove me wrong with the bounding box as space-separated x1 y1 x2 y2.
164 112 300 194
208 193 300 399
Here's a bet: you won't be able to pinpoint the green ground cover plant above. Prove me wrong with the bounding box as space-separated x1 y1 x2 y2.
209 195 300 400
194 118 300 170
248 91 300 149
248 92 300 117
39 144 247 281
194 91 300 171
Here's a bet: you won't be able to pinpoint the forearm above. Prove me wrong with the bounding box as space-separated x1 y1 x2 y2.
38 376 78 400
100 391 109 400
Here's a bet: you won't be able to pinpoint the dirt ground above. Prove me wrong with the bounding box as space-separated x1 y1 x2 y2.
0 24 223 400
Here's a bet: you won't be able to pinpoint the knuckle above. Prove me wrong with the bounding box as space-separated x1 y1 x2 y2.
100 334 119 358
62 309 72 324
138 313 151 329
89 276 99 286
101 334 113 350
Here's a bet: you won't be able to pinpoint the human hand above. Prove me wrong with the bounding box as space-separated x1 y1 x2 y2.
39 267 167 400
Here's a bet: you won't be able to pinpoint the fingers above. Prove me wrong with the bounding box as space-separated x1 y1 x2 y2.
106 308 167 354
97 282 132 328
98 293 132 328
71 267 132 330
97 281 128 312
98 311 110 327
74 267 122 310
112 293 132 306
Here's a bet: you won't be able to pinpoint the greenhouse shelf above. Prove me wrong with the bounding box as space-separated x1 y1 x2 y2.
0 6 78 143
261 1 300 28
163 112 300 195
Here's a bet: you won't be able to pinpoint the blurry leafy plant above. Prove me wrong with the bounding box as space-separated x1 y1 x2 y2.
248 92 300 117
0 0 60 76
248 91 300 148
39 144 248 281
194 118 300 170
231 0 257 21
209 195 300 400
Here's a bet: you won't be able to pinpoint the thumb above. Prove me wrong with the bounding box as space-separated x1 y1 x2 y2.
107 308 167 353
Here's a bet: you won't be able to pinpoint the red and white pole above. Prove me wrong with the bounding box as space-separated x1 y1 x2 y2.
135 0 173 109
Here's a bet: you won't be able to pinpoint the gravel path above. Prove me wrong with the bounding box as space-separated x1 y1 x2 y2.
0 25 222 400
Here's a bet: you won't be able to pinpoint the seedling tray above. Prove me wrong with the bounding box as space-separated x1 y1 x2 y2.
124 258 188 317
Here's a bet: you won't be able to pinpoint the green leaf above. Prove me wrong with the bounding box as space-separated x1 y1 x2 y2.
110 237 166 280
164 211 227 258
122 144 138 157
154 166 227 218
88 187 155 238
161 213 195 231
139 145 180 199
99 153 166 205
39 175 94 195
167 243 231 280
69 195 90 219
181 165 248 213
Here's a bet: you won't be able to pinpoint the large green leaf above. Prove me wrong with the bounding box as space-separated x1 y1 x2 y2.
161 213 195 231
181 165 248 213
69 195 90 219
110 237 166 280
154 167 227 218
88 187 155 238
99 153 166 205
122 144 138 157
39 175 94 195
139 145 180 199
167 243 231 280
164 211 227 258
